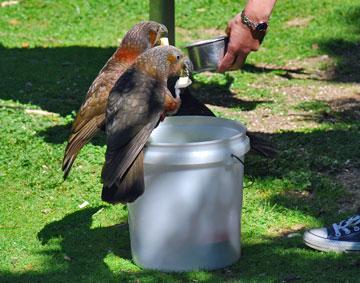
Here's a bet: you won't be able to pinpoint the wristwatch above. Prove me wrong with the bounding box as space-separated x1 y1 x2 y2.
240 10 268 33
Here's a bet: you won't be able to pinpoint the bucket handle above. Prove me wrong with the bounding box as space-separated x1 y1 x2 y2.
231 154 254 188
231 154 244 166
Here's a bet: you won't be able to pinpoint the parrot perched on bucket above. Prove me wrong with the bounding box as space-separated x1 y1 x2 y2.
62 21 168 179
101 45 193 204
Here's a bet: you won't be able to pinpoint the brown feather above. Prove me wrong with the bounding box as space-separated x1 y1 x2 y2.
101 118 160 188
62 21 167 179
101 46 190 204
101 151 145 204
62 115 104 179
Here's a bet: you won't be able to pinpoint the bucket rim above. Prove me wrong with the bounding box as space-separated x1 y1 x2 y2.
147 116 248 148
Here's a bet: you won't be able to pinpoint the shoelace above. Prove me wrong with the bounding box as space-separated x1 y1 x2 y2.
332 215 360 237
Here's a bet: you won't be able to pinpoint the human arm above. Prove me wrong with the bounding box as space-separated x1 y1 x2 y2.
217 0 277 72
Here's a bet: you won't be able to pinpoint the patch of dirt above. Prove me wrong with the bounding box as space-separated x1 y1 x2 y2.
1 0 19 8
8 19 19 26
286 17 314 28
285 55 336 80
283 190 313 199
238 83 359 133
336 167 360 213
176 27 195 43
200 28 224 37
178 27 225 43
268 224 306 237
240 107 321 133
329 94 360 120
236 54 360 133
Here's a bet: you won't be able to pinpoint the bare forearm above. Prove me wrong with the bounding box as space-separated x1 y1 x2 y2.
244 0 277 22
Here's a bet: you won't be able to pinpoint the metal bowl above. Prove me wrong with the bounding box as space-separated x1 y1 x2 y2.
185 36 228 72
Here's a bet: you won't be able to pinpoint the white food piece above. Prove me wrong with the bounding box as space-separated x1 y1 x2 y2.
78 201 89 209
174 76 192 98
160 37 169 46
175 76 192 89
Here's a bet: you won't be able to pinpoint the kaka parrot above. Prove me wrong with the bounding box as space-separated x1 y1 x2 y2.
101 46 193 204
62 21 168 179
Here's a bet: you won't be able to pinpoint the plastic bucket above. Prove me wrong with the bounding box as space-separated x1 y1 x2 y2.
127 116 250 271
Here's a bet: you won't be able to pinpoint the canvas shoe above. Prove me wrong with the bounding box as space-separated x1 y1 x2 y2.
303 214 360 252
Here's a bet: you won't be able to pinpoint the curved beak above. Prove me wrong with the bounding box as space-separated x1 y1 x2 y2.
181 57 194 77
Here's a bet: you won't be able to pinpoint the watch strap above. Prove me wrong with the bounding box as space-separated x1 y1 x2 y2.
240 10 268 32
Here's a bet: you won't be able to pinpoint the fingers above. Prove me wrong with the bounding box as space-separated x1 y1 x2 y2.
217 51 236 73
230 52 248 70
218 12 264 72
218 50 248 72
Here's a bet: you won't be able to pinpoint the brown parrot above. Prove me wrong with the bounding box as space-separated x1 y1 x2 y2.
101 46 193 204
62 21 168 179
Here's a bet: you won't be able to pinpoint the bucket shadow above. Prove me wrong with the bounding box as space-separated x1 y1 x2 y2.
34 206 132 281
1 209 358 282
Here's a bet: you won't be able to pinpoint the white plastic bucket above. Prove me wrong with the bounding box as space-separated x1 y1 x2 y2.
127 116 250 271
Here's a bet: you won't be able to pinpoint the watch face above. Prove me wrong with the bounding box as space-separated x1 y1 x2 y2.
256 22 268 32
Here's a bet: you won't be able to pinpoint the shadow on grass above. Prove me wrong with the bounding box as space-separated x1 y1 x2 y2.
0 44 277 117
244 97 360 219
0 207 360 282
0 45 273 146
319 39 360 83
0 45 114 117
317 7 360 83
0 206 358 282
38 123 106 146
1 6 360 280
188 74 274 111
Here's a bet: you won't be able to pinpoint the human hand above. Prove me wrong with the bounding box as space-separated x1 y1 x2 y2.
217 13 265 72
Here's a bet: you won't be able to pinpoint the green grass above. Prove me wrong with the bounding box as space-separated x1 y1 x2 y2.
294 101 331 113
1 0 360 282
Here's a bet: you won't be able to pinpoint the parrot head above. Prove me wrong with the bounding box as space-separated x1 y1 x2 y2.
120 21 168 52
135 45 193 80
144 21 169 47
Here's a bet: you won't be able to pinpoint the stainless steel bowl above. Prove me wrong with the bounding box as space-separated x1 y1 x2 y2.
185 36 228 72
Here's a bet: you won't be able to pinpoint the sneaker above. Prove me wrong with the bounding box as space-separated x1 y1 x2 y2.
303 214 360 252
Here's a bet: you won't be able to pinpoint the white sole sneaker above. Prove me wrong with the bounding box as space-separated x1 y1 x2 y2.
303 228 360 253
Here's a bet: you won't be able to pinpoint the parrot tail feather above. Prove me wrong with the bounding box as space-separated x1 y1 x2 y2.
101 151 145 204
247 132 277 158
62 119 100 179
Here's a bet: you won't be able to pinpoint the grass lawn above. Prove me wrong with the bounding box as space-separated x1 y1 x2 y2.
1 0 360 282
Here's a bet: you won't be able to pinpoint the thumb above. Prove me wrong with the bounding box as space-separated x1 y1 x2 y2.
217 51 236 73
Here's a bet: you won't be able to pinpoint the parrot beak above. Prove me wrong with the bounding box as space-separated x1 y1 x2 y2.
180 57 194 77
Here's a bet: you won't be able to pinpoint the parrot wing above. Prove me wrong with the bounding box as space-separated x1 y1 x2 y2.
62 60 125 178
101 68 164 203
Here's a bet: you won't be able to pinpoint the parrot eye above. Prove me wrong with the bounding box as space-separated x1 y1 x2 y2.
176 55 180 60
